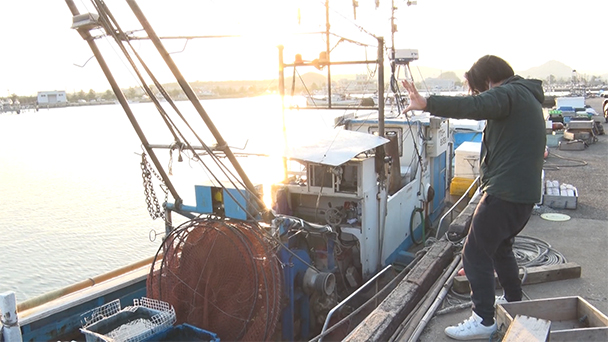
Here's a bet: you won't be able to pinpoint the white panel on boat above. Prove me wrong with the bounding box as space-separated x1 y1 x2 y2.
450 118 486 131
286 129 389 166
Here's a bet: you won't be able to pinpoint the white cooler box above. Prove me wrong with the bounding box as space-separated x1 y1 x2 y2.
454 141 481 179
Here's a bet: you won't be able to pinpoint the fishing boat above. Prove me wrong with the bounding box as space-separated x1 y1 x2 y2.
1 1 466 341
305 94 361 107
0 98 21 114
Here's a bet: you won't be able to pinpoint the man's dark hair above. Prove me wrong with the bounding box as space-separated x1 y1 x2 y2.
465 55 514 94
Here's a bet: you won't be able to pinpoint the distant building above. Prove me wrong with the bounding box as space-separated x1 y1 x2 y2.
37 91 67 105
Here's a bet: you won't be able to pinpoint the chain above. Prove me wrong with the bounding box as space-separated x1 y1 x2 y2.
140 152 168 220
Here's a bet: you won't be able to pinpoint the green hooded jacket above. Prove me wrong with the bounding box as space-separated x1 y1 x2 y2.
426 75 546 204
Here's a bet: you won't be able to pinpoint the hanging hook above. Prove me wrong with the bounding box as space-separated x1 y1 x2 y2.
73 55 96 68
169 39 190 55
149 228 163 242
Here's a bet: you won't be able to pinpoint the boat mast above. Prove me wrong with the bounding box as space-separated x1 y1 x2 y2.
125 0 263 207
325 0 333 108
378 36 385 137
278 45 289 181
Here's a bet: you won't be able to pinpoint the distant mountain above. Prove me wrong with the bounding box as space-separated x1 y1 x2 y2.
285 72 327 88
518 60 575 80
173 61 605 96
412 60 607 83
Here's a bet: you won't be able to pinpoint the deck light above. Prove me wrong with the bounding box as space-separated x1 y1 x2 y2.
71 13 101 31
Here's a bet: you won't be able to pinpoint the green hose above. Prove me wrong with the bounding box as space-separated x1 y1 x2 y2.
410 207 425 245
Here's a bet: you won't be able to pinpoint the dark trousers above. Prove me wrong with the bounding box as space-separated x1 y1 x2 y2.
462 193 533 325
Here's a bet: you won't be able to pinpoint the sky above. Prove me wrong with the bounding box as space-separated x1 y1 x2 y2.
1 0 606 96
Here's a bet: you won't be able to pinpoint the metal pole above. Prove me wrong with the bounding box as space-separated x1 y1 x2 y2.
376 38 387 268
17 256 154 312
325 0 332 108
65 0 181 205
407 256 462 342
391 0 395 54
319 264 394 340
278 45 288 181
279 45 285 101
377 36 385 137
283 60 378 67
126 0 262 204
0 292 22 342
436 175 480 239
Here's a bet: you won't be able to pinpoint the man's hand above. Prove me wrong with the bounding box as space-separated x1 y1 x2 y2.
401 80 427 113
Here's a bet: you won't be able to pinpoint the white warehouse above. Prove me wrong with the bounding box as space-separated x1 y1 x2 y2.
37 91 67 105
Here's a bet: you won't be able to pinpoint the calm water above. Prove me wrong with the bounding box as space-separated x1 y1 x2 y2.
0 95 343 303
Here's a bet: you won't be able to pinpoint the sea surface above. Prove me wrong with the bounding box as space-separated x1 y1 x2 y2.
0 95 345 303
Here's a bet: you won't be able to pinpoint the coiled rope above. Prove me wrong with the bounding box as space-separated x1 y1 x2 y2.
513 235 567 267
437 235 567 315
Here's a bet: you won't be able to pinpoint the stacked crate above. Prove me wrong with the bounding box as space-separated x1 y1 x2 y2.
450 141 481 197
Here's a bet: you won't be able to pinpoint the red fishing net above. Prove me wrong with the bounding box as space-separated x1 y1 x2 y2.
147 217 282 341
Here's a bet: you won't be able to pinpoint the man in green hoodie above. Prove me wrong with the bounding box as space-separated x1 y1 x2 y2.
402 55 546 340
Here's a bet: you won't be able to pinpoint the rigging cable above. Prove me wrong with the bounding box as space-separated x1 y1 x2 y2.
93 0 262 219
82 0 382 279
320 0 378 39
92 0 180 142
389 62 426 185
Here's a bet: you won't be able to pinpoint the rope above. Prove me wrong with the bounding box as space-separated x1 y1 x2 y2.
513 236 567 267
409 207 424 245
543 150 588 170
0 317 19 327
439 235 567 314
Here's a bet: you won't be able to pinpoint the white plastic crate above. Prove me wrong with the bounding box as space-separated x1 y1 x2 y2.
80 297 176 342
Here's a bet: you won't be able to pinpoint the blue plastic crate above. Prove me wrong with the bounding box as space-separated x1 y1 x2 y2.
141 323 220 342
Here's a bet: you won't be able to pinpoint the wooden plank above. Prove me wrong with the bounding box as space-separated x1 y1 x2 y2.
453 262 581 294
577 296 608 327
498 297 578 324
445 192 480 240
551 327 608 342
497 296 608 341
343 240 454 342
503 315 551 342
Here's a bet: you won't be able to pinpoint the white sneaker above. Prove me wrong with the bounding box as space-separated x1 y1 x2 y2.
444 311 497 340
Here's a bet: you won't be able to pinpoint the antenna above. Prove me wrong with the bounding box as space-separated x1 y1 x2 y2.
389 0 418 84
390 0 418 59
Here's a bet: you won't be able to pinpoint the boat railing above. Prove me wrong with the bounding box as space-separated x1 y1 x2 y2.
435 175 481 240
16 256 156 314
319 264 393 339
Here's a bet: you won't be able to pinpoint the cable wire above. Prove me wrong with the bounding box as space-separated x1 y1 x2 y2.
91 0 264 220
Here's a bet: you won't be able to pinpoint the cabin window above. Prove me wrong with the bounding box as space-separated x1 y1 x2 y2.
368 127 403 155
339 164 358 193
309 164 332 188
309 164 358 193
